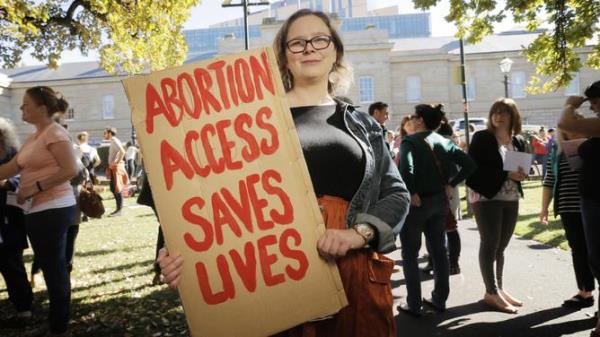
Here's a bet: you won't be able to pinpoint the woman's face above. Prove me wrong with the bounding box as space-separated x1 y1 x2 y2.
20 93 45 124
285 15 336 88
403 119 416 135
590 97 600 115
491 109 512 130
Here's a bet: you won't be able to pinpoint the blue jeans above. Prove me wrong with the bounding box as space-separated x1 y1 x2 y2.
26 205 75 334
400 192 449 311
581 198 600 310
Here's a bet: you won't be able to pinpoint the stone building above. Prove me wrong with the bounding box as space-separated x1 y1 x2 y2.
1 12 599 143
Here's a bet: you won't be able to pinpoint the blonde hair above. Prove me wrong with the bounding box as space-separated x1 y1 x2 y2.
0 117 20 156
77 131 89 143
273 9 353 95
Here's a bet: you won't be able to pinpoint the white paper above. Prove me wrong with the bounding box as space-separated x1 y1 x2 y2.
503 151 533 172
561 138 586 171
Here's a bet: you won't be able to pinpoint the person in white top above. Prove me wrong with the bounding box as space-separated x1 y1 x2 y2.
124 142 139 178
75 132 101 183
103 127 127 216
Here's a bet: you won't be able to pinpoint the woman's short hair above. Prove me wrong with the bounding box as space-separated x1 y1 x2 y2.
77 131 89 142
584 80 600 99
0 117 20 155
414 103 445 131
486 98 522 135
25 86 69 116
273 9 352 94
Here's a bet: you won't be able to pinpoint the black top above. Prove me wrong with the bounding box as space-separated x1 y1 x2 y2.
291 105 365 201
466 129 526 199
578 137 600 201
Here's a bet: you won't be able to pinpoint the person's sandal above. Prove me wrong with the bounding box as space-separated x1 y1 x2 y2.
563 295 594 309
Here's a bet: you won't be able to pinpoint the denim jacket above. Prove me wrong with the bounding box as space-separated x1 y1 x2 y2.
336 99 410 253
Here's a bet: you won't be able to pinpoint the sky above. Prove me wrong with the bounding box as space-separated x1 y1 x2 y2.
19 0 516 66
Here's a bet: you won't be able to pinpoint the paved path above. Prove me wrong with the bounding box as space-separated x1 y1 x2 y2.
388 219 597 337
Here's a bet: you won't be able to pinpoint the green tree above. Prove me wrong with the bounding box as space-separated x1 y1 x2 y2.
413 0 600 93
0 0 200 74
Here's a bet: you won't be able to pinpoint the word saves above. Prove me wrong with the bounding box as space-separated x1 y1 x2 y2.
145 52 309 305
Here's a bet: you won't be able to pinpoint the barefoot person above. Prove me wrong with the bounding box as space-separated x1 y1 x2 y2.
466 98 528 314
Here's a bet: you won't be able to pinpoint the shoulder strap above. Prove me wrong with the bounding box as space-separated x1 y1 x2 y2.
421 137 447 183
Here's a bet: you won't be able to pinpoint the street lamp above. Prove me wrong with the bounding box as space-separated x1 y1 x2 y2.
499 56 513 98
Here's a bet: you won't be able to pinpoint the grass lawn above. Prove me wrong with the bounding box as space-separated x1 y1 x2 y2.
0 194 189 337
461 180 569 250
0 181 566 336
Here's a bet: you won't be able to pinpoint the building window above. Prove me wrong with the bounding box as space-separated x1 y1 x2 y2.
511 71 526 98
358 76 374 103
406 76 421 102
466 76 476 101
102 95 115 119
66 108 75 120
565 73 580 95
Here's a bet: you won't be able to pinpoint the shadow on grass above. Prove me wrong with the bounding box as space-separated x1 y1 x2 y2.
0 286 189 337
69 287 188 337
72 269 151 293
91 259 155 274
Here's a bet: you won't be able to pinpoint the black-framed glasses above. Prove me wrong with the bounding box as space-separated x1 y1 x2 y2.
286 35 332 54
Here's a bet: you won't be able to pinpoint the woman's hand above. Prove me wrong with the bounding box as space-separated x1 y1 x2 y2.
508 167 528 182
410 194 422 207
157 248 184 290
539 208 549 226
445 185 454 200
317 229 365 260
16 184 36 204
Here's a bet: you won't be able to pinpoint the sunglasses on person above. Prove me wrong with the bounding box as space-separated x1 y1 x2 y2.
286 35 333 54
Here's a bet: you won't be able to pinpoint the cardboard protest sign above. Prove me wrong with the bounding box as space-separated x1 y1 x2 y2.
122 48 347 337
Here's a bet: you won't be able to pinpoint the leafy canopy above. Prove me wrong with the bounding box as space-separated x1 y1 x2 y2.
0 0 200 74
413 0 600 93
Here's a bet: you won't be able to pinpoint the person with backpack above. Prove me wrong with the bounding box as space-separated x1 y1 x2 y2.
75 132 100 185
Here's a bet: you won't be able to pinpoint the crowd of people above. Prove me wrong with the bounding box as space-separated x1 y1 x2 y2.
0 8 599 337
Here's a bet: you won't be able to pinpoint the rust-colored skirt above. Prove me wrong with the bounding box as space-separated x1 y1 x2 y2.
272 195 396 337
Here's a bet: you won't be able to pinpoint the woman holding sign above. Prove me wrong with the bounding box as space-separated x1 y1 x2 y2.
465 98 527 314
158 8 410 337
0 86 78 337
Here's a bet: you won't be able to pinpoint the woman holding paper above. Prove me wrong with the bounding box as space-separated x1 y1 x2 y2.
558 80 600 337
540 116 595 309
0 86 78 337
157 8 410 337
466 98 528 314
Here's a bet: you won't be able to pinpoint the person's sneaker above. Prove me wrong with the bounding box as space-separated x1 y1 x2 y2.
562 295 594 309
108 209 122 217
423 297 446 312
449 265 461 275
0 311 33 328
420 263 433 275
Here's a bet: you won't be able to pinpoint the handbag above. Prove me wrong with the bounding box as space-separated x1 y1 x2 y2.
422 137 457 231
78 183 105 218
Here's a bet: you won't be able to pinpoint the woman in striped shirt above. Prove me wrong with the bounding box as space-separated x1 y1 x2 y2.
540 117 594 309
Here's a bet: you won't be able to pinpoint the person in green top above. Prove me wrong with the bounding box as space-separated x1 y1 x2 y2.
398 104 476 316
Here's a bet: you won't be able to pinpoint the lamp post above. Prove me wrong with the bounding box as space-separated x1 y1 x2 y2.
222 0 271 50
499 56 513 98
